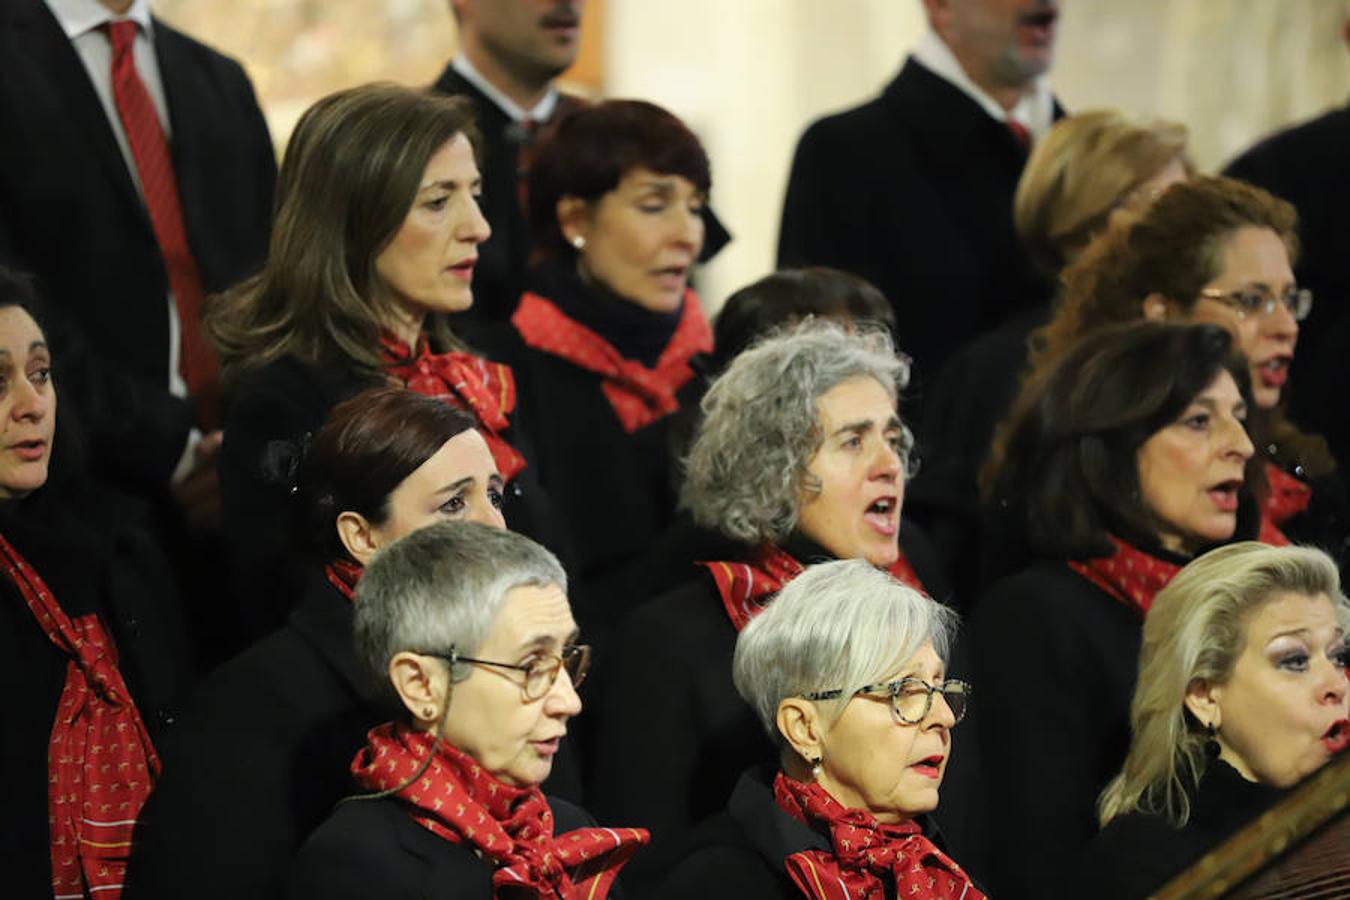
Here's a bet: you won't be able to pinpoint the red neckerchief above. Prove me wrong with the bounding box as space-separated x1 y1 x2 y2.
1067 535 1183 618
511 290 712 433
699 545 924 632
0 531 159 900
380 334 526 480
351 724 647 898
772 773 985 900
1263 462 1312 528
324 558 362 603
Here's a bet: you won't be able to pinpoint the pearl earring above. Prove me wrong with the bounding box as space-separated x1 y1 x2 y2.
571 234 586 251
810 755 823 780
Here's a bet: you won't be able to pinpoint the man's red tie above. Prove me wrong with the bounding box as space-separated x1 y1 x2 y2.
106 20 220 428
1007 118 1032 151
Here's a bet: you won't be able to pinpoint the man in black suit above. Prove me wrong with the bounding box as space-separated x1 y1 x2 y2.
0 0 274 497
778 0 1063 397
432 0 589 326
0 0 276 661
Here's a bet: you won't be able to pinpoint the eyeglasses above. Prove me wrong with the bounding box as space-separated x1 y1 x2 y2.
424 645 591 701
1198 286 1313 322
803 676 970 725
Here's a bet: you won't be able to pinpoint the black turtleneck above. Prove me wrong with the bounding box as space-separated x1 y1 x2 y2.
528 259 683 368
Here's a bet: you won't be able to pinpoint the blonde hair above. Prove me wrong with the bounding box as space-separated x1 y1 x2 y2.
1015 110 1190 275
1098 543 1348 827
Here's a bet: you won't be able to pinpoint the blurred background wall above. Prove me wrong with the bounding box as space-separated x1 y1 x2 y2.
156 0 1350 315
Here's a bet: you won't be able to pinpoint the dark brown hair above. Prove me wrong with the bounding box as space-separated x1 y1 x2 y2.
711 267 895 373
984 321 1260 564
208 84 480 387
527 99 711 260
294 387 477 560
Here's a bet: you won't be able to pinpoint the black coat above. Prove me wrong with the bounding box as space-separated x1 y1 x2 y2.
1079 760 1286 898
0 0 275 483
589 524 951 888
0 485 190 900
652 766 957 900
287 794 610 899
778 58 1058 404
219 353 554 637
964 561 1148 899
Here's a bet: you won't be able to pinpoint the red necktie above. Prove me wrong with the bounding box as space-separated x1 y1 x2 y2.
1007 118 1031 151
106 20 220 428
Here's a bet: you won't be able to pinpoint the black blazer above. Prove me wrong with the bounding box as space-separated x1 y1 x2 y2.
287 793 607 899
653 767 957 900
589 524 951 888
219 353 555 638
1079 761 1286 899
964 561 1146 899
778 58 1059 407
0 484 190 899
0 0 275 484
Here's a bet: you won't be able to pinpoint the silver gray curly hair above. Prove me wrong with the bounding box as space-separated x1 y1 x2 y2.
681 318 911 545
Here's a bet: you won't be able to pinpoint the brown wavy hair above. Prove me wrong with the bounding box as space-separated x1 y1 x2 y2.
207 84 479 388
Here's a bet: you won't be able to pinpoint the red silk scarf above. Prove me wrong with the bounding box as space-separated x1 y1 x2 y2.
0 531 159 900
700 545 924 632
352 724 647 898
1258 462 1312 545
773 773 984 900
380 335 526 480
1066 535 1183 618
511 290 712 433
324 558 362 603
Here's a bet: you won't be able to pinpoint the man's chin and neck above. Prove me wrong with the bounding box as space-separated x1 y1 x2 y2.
467 42 573 111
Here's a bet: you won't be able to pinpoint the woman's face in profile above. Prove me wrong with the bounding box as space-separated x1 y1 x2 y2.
814 642 955 824
1189 226 1299 410
438 581 583 787
1202 591 1348 786
375 133 491 325
1135 369 1253 556
564 166 705 313
0 306 55 500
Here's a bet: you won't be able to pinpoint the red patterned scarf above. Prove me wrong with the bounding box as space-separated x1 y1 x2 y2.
352 724 647 898
0 532 160 900
1067 535 1183 617
773 773 984 900
1258 462 1312 545
700 544 924 632
324 558 362 603
380 334 526 480
511 290 712 433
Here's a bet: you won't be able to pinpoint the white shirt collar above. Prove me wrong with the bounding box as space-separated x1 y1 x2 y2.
910 29 1053 139
44 0 153 39
451 54 559 125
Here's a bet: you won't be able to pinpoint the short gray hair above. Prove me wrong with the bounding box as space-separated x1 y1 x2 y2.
354 521 567 708
681 318 911 545
733 559 958 750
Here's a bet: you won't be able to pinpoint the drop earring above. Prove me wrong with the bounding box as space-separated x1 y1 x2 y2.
1205 722 1221 759
810 755 823 781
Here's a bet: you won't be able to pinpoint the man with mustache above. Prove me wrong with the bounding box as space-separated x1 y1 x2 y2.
778 0 1065 414
433 0 726 328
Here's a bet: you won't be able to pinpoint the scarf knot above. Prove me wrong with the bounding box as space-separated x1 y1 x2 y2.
380 334 526 480
1066 535 1182 617
512 290 712 433
0 531 159 900
700 545 924 632
352 723 646 898
772 773 983 900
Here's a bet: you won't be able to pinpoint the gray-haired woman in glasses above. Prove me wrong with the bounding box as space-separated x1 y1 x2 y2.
289 522 647 899
653 558 981 898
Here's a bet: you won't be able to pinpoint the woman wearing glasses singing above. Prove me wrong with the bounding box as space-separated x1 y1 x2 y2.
655 559 982 898
288 522 646 899
1034 174 1345 566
